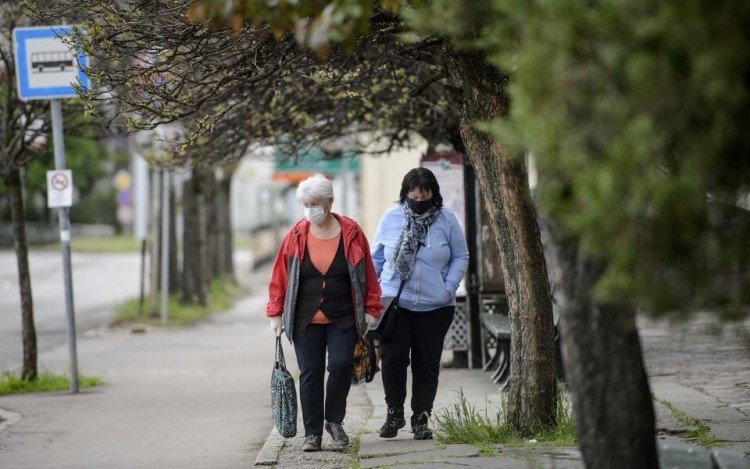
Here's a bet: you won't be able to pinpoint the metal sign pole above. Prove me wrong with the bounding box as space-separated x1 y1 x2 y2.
50 98 79 393
160 169 170 326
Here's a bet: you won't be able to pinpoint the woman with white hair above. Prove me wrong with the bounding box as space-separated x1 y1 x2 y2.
266 174 382 452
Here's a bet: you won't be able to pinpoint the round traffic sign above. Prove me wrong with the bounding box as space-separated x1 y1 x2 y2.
114 169 132 191
50 172 69 191
117 205 134 225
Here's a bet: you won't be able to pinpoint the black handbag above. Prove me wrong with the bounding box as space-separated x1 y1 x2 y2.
270 335 297 438
366 279 406 341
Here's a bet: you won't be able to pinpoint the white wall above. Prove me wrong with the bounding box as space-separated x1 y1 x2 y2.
229 135 426 241
230 146 284 233
359 133 426 240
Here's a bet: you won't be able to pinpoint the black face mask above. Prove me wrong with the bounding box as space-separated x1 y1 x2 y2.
406 199 432 215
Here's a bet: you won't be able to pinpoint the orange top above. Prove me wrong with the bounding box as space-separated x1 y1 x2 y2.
306 232 341 324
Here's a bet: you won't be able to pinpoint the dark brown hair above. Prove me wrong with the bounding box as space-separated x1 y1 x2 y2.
398 167 443 209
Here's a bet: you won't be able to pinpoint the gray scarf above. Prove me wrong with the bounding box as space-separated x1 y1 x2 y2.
390 203 441 281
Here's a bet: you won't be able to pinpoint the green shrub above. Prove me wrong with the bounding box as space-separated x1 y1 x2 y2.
69 187 118 226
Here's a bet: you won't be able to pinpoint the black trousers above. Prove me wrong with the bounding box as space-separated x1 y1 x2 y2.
293 323 357 436
379 305 455 416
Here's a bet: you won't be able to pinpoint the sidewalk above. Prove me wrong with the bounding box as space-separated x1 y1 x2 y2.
0 275 747 468
259 314 750 468
0 268 278 469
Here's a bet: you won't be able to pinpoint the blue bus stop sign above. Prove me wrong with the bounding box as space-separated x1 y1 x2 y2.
13 25 89 101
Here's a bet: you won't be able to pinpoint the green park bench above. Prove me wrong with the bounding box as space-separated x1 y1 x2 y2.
479 293 562 386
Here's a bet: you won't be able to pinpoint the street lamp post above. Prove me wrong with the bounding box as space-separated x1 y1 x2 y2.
131 131 152 317
133 124 184 326
154 124 185 326
158 151 170 327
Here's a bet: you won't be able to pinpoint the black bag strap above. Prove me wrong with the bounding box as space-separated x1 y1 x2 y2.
275 335 286 369
394 279 406 302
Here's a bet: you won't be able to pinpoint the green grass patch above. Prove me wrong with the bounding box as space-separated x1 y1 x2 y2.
15 235 252 254
112 279 242 327
0 371 103 395
32 235 142 253
347 431 364 457
433 388 577 449
653 396 722 447
233 236 253 250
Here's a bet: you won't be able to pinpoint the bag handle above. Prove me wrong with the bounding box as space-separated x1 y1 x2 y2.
275 335 286 369
393 279 406 302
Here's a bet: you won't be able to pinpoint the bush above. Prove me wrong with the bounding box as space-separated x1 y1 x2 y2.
69 187 118 226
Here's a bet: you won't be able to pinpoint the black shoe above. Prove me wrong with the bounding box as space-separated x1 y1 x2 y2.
301 435 322 452
379 406 406 438
324 421 349 448
411 413 433 440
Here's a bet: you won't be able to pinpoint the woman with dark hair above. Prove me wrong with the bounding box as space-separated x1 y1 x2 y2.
370 167 469 440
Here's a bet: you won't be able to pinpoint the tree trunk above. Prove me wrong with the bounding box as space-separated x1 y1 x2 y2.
218 176 235 284
181 173 207 306
450 50 557 434
203 170 224 284
5 168 38 381
540 217 658 469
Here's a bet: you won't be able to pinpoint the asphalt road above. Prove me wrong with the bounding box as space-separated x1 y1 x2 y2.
0 250 145 372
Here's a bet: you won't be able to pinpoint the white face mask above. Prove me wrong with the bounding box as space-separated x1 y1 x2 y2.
304 206 327 224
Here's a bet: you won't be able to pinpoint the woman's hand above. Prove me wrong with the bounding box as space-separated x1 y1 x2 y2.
270 316 283 336
364 314 377 334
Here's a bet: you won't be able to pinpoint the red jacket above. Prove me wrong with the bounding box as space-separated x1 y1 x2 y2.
266 213 382 342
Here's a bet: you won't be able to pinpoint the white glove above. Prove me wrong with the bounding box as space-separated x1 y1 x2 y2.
364 314 377 334
270 316 283 337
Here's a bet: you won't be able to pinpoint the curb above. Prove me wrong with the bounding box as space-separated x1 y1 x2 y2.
254 382 374 467
0 407 22 434
255 427 287 466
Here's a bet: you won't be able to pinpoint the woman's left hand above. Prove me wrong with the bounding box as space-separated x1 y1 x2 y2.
364 314 377 334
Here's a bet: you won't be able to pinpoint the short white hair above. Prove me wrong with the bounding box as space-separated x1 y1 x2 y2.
296 174 334 204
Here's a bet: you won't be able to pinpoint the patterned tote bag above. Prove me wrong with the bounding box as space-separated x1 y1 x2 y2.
270 335 297 438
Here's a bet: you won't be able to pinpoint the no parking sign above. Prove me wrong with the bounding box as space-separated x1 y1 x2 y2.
47 170 73 208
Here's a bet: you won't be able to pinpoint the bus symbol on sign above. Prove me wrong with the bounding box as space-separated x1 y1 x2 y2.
32 51 75 73
12 25 89 101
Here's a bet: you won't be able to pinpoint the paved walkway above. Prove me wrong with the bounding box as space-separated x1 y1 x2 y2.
260 314 750 468
0 269 748 468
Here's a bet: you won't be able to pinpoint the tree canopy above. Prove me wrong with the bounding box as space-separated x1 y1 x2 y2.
34 0 460 164
475 0 750 313
177 0 750 312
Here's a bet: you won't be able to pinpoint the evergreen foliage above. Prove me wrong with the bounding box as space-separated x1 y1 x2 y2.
478 0 750 313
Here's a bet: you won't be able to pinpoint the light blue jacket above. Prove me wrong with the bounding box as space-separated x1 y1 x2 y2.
371 204 469 312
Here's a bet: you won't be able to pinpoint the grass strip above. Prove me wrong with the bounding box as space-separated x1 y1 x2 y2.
433 387 577 448
653 396 722 447
0 371 103 395
113 279 242 327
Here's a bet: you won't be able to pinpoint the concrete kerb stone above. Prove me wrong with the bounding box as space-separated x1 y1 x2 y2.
357 443 480 468
0 407 22 434
254 379 373 467
255 427 287 466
